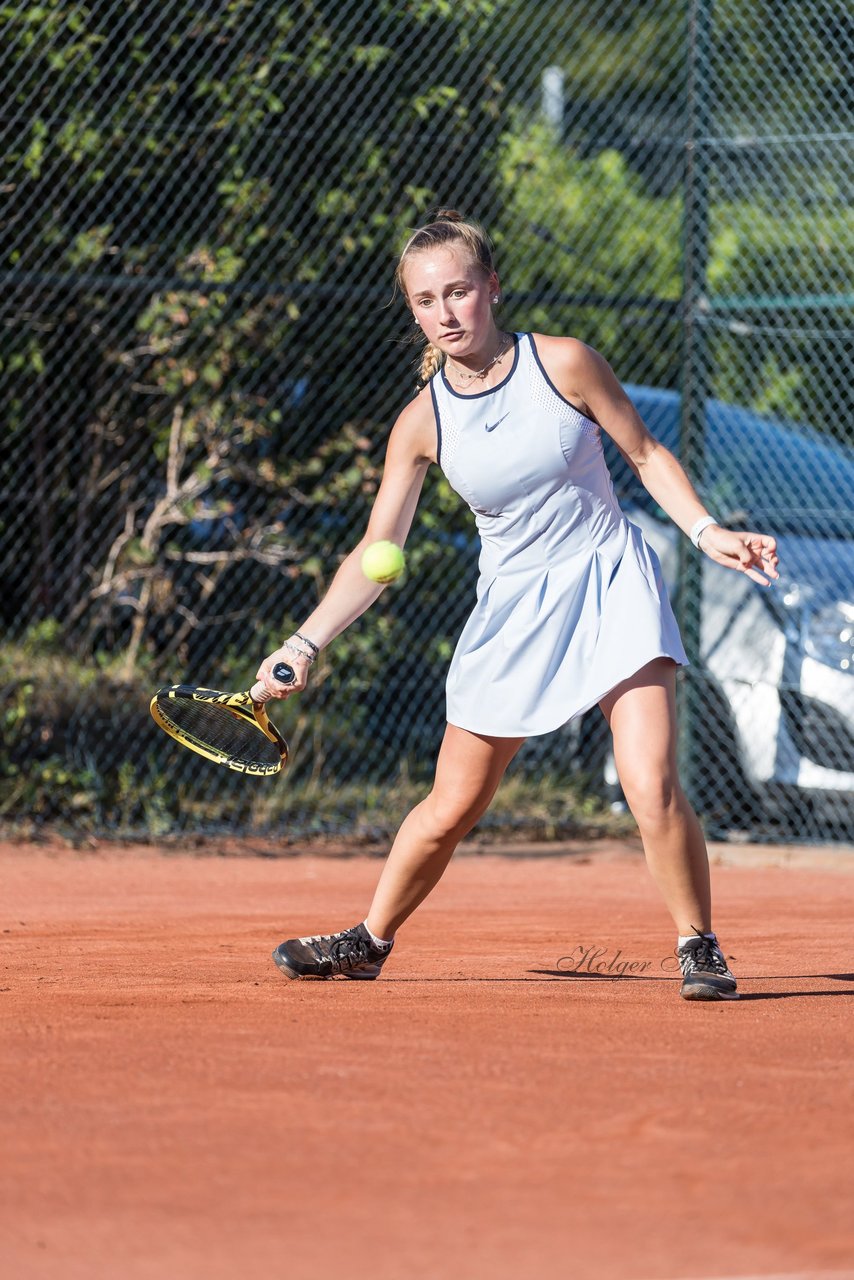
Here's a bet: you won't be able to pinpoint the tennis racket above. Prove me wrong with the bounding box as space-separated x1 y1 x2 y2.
149 661 294 776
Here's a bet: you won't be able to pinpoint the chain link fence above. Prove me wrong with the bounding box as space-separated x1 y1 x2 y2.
2 1 852 842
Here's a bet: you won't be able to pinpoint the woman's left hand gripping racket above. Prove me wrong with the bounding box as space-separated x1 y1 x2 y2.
149 662 294 776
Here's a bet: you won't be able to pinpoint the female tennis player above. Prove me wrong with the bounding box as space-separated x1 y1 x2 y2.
256 210 779 1001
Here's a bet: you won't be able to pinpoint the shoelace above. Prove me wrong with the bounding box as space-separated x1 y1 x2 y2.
302 929 358 972
677 933 730 977
298 927 376 974
329 929 371 973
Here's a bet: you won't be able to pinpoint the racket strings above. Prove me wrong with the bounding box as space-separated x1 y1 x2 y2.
155 694 282 768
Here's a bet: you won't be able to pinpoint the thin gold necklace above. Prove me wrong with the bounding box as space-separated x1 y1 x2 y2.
446 332 510 386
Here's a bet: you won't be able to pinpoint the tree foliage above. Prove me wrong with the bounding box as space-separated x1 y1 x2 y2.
0 0 501 664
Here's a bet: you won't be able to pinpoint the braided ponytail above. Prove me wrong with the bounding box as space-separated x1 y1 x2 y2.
395 209 497 388
418 343 444 386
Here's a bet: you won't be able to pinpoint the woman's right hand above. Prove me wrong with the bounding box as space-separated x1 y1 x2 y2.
256 643 313 699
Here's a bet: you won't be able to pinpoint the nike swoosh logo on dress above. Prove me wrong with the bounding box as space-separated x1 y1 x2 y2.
484 413 510 432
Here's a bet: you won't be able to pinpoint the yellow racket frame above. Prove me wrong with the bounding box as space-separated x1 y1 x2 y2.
149 684 289 776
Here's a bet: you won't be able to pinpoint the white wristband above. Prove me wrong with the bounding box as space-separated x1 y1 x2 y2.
690 515 718 550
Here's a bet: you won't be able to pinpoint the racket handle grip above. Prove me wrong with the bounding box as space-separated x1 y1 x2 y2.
250 662 296 704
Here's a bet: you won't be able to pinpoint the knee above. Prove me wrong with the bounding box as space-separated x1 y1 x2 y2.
620 768 682 832
420 788 487 843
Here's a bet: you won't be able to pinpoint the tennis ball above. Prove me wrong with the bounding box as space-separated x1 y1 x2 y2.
361 540 405 584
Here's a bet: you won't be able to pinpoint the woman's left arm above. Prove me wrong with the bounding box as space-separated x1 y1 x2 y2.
536 334 780 587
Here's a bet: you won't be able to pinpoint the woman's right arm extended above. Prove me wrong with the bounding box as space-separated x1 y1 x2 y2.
255 388 437 698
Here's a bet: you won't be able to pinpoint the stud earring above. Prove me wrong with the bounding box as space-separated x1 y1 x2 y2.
492 296 499 303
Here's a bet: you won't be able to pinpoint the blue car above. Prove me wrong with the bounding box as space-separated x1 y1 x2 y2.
608 387 854 836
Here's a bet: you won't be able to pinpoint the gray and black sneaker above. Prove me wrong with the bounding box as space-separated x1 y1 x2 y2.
272 923 393 981
676 930 739 1001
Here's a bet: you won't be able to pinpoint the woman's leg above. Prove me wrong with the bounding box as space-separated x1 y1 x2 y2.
599 658 712 935
365 724 525 939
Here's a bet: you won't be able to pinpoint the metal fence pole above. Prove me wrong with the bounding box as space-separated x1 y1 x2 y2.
677 0 713 805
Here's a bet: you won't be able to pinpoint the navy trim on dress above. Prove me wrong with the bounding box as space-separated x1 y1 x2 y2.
439 333 520 401
429 377 443 467
527 333 598 425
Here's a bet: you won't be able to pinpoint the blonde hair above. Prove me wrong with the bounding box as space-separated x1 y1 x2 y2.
395 209 497 387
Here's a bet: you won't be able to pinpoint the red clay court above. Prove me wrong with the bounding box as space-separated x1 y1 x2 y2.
2 837 853 1280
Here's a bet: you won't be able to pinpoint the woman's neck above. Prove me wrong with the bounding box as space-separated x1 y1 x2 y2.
444 330 511 388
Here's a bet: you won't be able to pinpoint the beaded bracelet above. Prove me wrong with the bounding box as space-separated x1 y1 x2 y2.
283 639 316 665
690 515 719 550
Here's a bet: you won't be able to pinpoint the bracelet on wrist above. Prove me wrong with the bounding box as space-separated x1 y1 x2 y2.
690 515 718 550
283 640 316 664
293 631 320 657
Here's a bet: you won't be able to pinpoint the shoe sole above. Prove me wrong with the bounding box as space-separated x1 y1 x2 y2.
271 949 382 981
680 981 740 1001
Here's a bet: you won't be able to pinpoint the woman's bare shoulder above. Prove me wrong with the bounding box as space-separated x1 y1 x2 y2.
530 332 601 372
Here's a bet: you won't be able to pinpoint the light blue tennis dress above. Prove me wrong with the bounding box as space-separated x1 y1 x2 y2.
429 332 687 737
